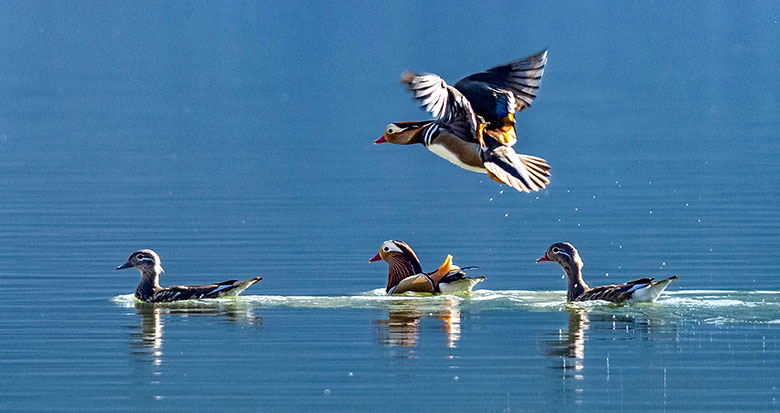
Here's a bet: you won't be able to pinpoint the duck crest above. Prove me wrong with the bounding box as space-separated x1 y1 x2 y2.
385 241 423 293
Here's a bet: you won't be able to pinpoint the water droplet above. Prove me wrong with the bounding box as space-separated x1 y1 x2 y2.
662 262 666 266
504 213 509 217
574 207 578 211
618 245 622 249
454 376 459 381
649 210 653 214
324 389 331 396
605 273 609 277
685 203 689 207
697 218 701 223
489 198 493 201
499 190 504 194
348 372 353 377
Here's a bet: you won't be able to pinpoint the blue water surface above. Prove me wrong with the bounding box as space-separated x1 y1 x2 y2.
1 1 779 411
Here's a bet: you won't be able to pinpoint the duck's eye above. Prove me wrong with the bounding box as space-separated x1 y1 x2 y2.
552 248 560 254
383 247 390 252
387 128 394 134
136 254 144 260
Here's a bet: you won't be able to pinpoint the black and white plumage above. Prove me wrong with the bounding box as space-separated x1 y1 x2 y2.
377 50 551 193
536 242 678 303
401 71 480 133
116 249 262 303
369 240 486 295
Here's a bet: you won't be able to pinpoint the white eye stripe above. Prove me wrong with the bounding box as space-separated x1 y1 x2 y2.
380 240 403 254
557 251 572 260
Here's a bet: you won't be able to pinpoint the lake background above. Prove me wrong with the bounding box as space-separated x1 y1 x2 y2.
1 1 779 411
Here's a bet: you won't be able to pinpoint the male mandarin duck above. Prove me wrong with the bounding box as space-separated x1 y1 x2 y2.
375 49 551 193
117 249 262 302
369 240 486 295
536 242 678 303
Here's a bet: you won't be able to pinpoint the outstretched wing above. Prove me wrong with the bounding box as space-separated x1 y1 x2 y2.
455 49 548 113
401 71 480 133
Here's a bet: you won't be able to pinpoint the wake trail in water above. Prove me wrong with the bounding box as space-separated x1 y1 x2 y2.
111 290 780 324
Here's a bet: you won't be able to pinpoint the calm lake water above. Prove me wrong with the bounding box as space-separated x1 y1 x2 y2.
1 2 779 411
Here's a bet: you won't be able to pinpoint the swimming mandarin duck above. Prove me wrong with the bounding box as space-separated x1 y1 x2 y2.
369 240 486 295
536 243 678 303
117 249 262 302
375 49 551 193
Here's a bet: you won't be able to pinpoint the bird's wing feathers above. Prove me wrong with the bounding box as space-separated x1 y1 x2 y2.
150 280 239 302
150 286 207 302
203 277 263 298
576 278 657 302
457 49 547 112
401 71 480 133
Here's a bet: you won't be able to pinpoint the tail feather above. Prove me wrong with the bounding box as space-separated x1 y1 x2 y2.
629 276 678 302
204 276 263 298
438 276 487 294
483 146 551 193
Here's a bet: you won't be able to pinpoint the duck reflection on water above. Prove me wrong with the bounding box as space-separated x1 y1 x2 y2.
374 297 462 348
129 301 263 364
546 307 590 363
545 304 679 377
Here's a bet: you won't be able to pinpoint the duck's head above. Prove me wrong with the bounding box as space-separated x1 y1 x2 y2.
374 121 430 145
536 242 583 274
117 249 164 275
369 240 424 293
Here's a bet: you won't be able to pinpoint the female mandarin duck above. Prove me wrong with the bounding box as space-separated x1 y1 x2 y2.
369 240 486 295
536 242 678 303
117 249 262 302
375 49 551 193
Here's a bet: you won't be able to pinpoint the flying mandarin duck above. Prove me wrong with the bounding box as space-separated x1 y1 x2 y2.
376 49 551 193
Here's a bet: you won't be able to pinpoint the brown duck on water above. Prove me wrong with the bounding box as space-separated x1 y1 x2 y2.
536 242 678 303
375 49 551 193
369 240 486 295
117 249 262 303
